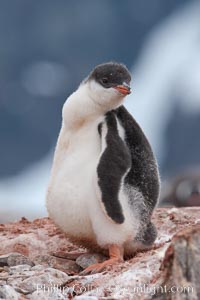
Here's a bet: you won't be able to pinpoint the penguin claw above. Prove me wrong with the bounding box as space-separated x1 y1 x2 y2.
80 258 120 275
80 263 103 275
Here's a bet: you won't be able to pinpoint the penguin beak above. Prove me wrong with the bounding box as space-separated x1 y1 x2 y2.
114 83 131 95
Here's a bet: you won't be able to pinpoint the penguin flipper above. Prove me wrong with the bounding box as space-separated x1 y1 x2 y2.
115 105 160 212
96 111 131 224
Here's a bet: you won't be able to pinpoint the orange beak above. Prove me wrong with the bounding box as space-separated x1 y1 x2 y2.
114 84 131 95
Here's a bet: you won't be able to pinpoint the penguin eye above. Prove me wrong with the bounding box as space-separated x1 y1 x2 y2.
102 78 108 84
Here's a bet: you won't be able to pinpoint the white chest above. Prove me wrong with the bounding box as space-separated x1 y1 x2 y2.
59 119 101 180
46 117 103 237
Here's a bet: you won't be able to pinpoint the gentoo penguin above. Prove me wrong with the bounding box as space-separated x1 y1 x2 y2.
46 62 160 274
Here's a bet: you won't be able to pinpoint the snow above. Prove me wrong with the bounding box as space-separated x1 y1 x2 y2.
168 207 178 213
0 153 52 222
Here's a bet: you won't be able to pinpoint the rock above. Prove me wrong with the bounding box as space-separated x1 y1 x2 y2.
153 225 200 300
0 208 200 299
0 252 34 267
0 254 10 267
0 270 8 282
0 285 20 300
31 265 47 272
52 256 81 275
52 251 86 260
18 267 69 294
15 286 31 295
7 276 29 292
8 252 35 267
34 254 81 274
74 297 99 300
76 253 107 269
30 289 66 299
9 264 31 274
33 254 55 267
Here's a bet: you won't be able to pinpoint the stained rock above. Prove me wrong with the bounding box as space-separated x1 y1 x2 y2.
152 225 200 300
76 253 107 269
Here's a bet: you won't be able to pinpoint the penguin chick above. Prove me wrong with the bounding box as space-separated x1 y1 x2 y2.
46 62 160 274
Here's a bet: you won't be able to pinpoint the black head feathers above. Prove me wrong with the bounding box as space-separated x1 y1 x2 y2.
88 62 131 89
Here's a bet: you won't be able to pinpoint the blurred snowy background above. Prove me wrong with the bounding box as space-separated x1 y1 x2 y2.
1 0 200 222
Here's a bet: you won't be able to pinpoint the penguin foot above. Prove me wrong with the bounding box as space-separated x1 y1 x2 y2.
80 244 124 275
80 258 121 275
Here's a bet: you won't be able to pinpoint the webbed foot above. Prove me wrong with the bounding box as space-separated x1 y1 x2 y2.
80 244 123 275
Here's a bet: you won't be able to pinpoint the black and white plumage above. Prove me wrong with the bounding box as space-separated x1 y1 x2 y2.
46 62 160 273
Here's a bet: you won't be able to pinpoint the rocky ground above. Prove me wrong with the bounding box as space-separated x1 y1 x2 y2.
0 207 200 300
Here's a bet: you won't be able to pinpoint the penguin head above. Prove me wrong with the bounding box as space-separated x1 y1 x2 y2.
86 62 131 110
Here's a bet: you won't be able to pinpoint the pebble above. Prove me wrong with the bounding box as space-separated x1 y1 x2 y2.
76 253 107 269
18 267 69 294
31 264 47 272
0 271 8 280
0 254 10 267
33 254 54 267
9 264 31 274
0 284 20 300
15 286 31 295
30 289 66 299
8 253 35 267
34 254 81 274
74 296 98 300
0 252 34 267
